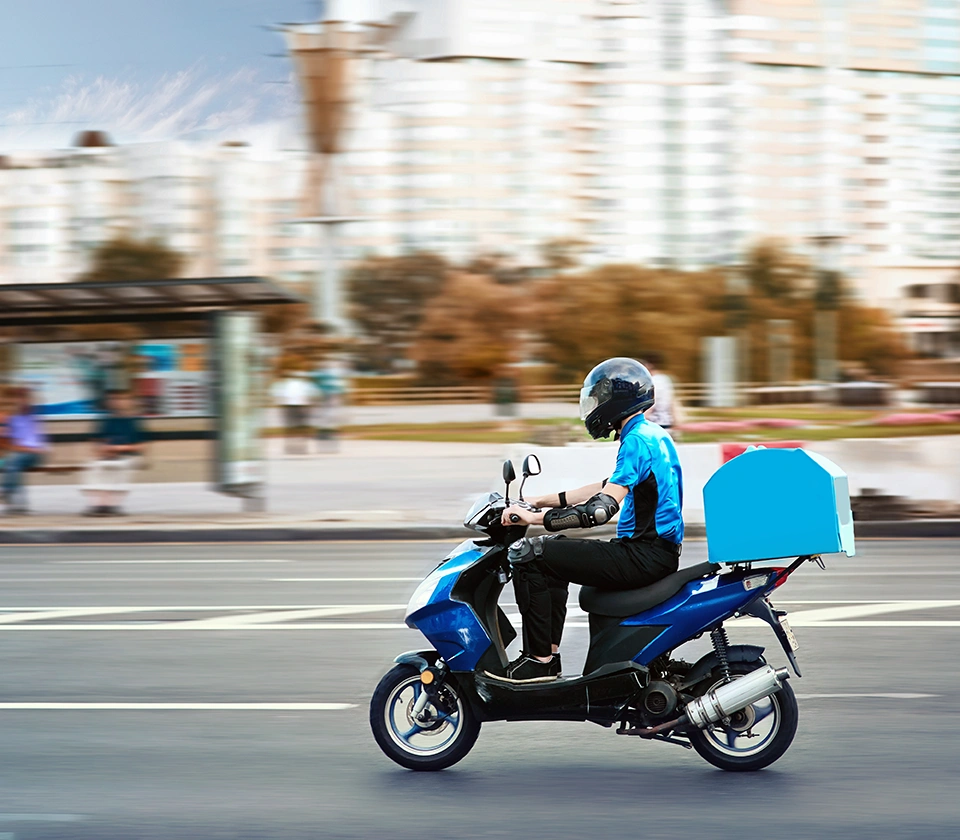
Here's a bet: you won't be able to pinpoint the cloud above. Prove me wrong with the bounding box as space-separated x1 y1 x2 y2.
0 64 302 151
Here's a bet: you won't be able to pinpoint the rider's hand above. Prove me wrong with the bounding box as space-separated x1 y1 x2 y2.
501 505 541 527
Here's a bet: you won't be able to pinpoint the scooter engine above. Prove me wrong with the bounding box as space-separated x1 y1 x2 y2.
639 681 679 720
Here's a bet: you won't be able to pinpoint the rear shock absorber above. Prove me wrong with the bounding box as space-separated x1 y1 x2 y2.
710 626 731 682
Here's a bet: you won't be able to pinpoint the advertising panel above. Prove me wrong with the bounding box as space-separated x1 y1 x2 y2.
213 312 266 497
16 340 211 418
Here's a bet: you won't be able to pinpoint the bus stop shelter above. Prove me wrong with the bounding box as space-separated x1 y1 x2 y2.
0 276 303 510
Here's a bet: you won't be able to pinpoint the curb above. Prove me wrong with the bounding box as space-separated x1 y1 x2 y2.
0 525 474 545
0 520 957 544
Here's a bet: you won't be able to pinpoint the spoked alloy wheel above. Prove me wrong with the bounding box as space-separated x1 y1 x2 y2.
687 662 799 772
370 664 480 771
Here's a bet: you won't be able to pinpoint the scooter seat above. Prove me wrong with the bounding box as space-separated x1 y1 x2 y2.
579 561 721 618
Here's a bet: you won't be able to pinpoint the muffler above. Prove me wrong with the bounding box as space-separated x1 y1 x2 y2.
683 664 789 729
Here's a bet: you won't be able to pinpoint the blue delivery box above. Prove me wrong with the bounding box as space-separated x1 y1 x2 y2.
703 447 856 565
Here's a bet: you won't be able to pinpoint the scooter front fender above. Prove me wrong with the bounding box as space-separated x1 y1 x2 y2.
394 650 441 672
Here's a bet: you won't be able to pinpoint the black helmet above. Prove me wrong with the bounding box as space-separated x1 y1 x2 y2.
579 358 655 440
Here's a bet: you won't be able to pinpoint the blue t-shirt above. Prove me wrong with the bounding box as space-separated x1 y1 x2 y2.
608 414 684 543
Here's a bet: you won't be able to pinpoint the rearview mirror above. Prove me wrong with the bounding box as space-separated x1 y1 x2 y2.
522 454 541 478
502 460 516 484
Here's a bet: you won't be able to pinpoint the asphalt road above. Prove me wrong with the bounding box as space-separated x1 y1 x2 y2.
0 538 958 839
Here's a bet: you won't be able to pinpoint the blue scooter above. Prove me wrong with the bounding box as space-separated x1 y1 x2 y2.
371 454 820 772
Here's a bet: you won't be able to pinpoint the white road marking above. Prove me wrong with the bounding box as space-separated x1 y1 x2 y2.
0 600 957 631
53 559 290 564
0 604 404 612
177 605 403 628
272 577 421 582
787 600 960 623
796 693 936 700
0 702 355 711
0 814 82 822
0 623 417 631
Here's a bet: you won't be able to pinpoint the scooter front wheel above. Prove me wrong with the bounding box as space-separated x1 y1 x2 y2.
370 664 480 771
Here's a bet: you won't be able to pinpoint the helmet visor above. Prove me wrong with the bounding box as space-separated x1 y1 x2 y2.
579 385 598 421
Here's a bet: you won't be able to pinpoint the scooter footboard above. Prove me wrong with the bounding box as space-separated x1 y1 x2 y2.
464 666 645 725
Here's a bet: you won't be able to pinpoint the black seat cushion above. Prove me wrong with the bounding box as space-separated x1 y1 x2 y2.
579 561 721 618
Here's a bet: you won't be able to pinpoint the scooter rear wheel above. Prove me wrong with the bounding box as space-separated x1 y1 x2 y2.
687 661 799 772
370 664 480 771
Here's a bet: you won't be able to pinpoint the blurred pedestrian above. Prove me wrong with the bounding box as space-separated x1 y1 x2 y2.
311 364 345 450
273 371 316 454
81 390 146 516
643 351 681 432
2 387 49 514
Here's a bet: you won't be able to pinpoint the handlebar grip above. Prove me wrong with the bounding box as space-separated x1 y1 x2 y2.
510 514 521 523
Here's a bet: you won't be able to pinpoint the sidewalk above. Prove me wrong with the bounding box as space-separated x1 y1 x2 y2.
2 439 958 543
0 440 514 542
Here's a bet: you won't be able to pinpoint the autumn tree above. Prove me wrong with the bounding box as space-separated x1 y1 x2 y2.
533 264 726 384
837 303 911 378
408 272 524 385
346 252 449 373
742 239 812 300
539 238 587 272
532 241 911 384
80 235 184 283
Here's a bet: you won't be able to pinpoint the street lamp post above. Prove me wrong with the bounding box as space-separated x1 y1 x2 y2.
810 234 844 385
283 20 373 334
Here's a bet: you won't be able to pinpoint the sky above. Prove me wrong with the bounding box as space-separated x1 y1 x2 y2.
0 0 326 152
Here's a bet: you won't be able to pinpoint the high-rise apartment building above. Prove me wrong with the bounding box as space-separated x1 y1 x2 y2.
330 0 960 353
0 135 322 286
1 0 958 354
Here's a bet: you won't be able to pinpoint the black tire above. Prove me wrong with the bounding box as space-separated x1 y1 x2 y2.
687 661 799 772
370 664 480 771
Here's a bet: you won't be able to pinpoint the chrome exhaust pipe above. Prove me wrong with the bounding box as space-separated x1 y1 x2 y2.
683 664 789 729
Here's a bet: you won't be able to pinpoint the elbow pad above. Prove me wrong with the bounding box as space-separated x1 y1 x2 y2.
543 493 620 532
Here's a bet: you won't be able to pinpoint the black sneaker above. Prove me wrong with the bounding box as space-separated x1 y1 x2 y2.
486 654 560 684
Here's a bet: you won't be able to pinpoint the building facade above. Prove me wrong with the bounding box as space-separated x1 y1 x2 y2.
1 0 959 353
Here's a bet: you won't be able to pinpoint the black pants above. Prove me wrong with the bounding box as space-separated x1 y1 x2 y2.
512 536 680 658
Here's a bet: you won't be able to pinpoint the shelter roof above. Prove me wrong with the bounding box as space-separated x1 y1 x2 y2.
0 277 302 327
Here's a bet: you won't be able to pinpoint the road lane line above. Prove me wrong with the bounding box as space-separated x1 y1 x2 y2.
54 559 290 564
272 577 421 582
0 815 82 823
787 600 960 623
177 605 404 628
0 623 416 630
796 693 936 699
9 619 960 630
0 702 356 710
0 604 406 614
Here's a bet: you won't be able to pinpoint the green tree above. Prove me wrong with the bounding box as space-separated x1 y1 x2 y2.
346 252 449 373
80 235 184 282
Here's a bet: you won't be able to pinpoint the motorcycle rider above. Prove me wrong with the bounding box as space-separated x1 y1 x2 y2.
492 357 684 683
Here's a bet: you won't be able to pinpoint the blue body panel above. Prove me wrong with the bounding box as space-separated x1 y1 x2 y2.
623 573 764 665
405 541 494 672
407 538 771 673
